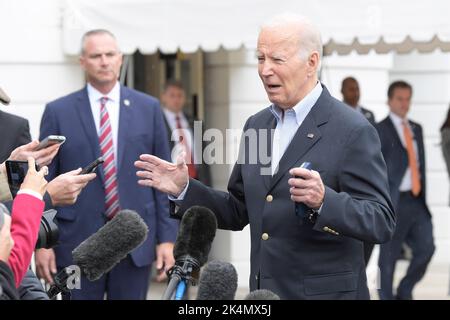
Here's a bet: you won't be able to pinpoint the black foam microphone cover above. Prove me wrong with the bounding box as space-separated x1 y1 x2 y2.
173 206 217 266
196 260 238 300
72 209 148 281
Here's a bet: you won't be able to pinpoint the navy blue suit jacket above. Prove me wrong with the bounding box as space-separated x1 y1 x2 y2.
376 117 430 214
40 85 178 268
172 86 395 299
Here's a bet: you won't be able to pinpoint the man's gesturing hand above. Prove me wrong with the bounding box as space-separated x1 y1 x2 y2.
134 152 189 197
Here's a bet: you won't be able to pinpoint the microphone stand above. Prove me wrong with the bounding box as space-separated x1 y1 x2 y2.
161 256 199 300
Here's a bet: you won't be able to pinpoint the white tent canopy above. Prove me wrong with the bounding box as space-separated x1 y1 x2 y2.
63 0 450 55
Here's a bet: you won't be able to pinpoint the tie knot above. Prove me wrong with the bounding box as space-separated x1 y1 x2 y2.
100 96 108 107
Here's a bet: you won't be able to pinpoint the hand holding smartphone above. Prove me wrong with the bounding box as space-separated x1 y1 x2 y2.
35 135 66 151
294 162 312 218
5 160 40 198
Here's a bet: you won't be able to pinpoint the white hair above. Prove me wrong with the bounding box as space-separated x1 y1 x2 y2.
261 13 323 72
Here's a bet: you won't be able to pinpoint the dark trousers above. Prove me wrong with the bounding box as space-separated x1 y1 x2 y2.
378 192 435 300
62 255 151 300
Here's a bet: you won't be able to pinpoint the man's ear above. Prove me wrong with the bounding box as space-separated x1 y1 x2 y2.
307 51 320 77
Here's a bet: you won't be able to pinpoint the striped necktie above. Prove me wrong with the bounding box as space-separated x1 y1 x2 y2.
99 96 120 218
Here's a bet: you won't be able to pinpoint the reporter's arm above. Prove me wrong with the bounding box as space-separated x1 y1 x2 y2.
8 193 45 287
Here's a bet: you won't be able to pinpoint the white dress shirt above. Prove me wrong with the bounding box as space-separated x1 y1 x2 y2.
87 82 121 166
270 82 323 175
389 112 421 192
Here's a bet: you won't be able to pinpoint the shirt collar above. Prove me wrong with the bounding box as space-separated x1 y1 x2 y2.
163 107 182 118
389 111 408 126
87 81 120 104
270 81 322 123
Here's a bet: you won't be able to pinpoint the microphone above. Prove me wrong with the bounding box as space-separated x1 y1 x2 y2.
244 289 280 300
47 210 148 299
0 87 11 105
162 206 217 300
196 260 238 300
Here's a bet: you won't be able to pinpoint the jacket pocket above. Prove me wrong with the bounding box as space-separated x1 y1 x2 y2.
304 271 357 296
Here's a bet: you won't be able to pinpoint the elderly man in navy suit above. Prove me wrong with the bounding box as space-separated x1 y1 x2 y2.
36 30 178 300
135 14 395 300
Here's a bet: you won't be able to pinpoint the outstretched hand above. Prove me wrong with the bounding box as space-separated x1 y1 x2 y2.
134 152 189 197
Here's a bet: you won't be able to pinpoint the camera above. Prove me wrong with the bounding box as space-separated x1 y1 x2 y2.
35 209 59 249
1 205 59 249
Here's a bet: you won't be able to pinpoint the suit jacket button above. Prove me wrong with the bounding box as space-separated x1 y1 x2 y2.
266 195 273 202
261 233 269 240
323 226 330 232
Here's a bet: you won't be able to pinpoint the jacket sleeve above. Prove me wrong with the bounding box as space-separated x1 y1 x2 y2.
0 260 19 300
313 122 396 243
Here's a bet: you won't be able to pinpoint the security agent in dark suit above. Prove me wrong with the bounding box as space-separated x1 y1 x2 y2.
160 80 211 187
341 76 377 265
376 81 435 300
341 76 375 126
135 14 395 299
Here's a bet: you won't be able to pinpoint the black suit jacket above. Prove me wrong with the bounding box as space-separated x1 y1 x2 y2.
376 116 430 214
360 107 375 126
172 86 395 299
0 110 31 162
162 112 212 186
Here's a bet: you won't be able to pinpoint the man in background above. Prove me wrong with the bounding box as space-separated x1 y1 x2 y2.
161 80 211 186
36 29 178 299
377 80 435 300
341 76 375 125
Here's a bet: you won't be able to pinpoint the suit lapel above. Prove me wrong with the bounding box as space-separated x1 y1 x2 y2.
267 87 331 192
75 88 104 182
117 85 132 173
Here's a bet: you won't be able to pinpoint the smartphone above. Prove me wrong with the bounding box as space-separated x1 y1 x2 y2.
36 135 66 151
80 157 104 175
5 160 39 198
294 162 312 218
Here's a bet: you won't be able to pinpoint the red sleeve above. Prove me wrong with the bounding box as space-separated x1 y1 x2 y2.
8 193 45 287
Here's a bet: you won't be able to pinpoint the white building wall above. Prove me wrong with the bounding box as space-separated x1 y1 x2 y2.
0 0 84 139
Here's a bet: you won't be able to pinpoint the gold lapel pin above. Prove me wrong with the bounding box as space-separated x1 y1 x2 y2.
307 133 314 139
124 99 130 106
